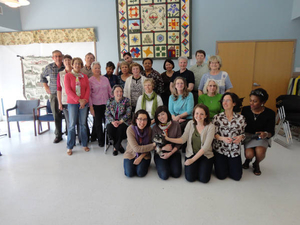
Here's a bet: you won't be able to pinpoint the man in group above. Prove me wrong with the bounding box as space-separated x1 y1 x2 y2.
40 50 65 143
81 52 95 78
189 50 209 104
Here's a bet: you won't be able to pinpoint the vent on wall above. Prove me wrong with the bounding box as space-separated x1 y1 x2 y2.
0 6 3 15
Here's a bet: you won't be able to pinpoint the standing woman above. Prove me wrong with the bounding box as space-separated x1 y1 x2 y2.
105 85 132 156
64 57 90 155
117 61 131 89
161 59 175 106
89 62 112 147
124 63 146 113
198 55 233 95
124 110 155 177
135 78 163 124
140 58 164 95
213 92 246 181
168 76 194 133
198 79 223 120
241 88 275 176
165 104 215 183
152 106 182 180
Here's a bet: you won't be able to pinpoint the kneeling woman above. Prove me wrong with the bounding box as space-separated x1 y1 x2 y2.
152 106 182 180
165 104 215 183
124 110 155 177
213 92 246 181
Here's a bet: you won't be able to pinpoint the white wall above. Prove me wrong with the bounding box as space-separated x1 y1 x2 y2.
292 0 300 19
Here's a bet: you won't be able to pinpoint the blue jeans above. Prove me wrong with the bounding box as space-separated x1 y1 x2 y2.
123 158 151 177
185 155 214 183
154 151 182 180
67 103 88 149
214 151 242 181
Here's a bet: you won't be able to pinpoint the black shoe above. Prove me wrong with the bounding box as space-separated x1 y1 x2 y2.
113 150 118 156
53 137 63 143
90 137 97 142
119 145 125 154
242 159 251 169
98 142 104 147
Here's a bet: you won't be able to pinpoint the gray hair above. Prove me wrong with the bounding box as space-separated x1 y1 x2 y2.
91 61 101 69
112 84 124 95
178 56 188 63
203 79 220 95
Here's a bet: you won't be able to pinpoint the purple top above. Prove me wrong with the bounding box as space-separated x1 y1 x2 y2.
89 76 112 106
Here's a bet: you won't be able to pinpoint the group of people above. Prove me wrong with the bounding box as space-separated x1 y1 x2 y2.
40 49 276 182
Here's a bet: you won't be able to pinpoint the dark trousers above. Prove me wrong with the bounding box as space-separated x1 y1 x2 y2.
123 158 151 177
50 94 63 138
192 90 199 106
106 123 128 151
154 151 182 180
214 151 243 181
185 155 214 183
93 104 106 145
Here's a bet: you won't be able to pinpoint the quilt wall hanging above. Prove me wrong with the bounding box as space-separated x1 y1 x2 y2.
116 0 191 60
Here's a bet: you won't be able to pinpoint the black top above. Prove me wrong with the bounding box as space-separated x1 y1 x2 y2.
170 69 195 85
241 106 276 136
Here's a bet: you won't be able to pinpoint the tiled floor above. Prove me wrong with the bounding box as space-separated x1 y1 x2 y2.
0 121 299 225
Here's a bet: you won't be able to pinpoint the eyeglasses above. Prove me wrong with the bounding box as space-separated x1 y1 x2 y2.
210 61 219 64
208 85 217 87
251 90 264 96
137 118 148 122
222 99 232 103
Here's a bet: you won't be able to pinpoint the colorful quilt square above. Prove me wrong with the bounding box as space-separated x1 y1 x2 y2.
182 30 188 38
128 20 141 33
120 25 127 32
141 5 166 32
155 46 167 58
167 45 180 58
142 46 154 58
181 13 188 21
129 33 141 45
119 0 126 7
127 0 139 5
168 32 179 44
120 33 127 40
181 38 188 46
168 18 179 30
181 4 186 12
120 16 127 24
128 6 139 18
167 3 179 17
155 32 166 44
130 47 142 58
142 33 154 45
181 21 189 29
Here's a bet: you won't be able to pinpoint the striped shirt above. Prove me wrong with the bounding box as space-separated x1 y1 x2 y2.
40 62 65 94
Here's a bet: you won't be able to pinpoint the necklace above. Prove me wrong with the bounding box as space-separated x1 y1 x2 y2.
252 108 265 121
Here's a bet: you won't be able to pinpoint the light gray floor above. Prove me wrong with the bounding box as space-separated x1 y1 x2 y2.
0 121 299 225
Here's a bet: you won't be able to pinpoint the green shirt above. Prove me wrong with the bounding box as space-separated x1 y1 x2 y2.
189 63 209 91
198 93 224 120
192 125 202 154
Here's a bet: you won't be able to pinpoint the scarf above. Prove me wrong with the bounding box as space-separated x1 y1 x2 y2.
71 69 84 97
132 125 150 158
158 121 172 137
141 91 157 118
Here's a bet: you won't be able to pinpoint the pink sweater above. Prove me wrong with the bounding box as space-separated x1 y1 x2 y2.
64 72 90 104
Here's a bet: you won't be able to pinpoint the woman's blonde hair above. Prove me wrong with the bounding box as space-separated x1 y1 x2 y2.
143 78 155 88
203 79 220 95
172 76 189 101
207 55 222 70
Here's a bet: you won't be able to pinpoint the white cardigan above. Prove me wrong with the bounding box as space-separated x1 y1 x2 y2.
135 92 163 119
123 75 146 105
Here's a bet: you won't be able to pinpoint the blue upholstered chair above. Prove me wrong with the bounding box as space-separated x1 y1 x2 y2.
6 99 40 138
36 100 54 134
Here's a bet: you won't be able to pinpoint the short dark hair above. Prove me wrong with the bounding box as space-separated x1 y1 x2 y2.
142 58 153 65
250 88 269 103
163 59 175 70
123 52 132 58
106 61 115 70
154 106 172 125
220 92 243 112
63 54 72 60
132 109 151 128
195 50 206 57
192 104 210 125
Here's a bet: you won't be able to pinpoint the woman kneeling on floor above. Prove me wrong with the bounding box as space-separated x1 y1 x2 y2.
123 110 155 177
164 104 215 183
152 106 182 180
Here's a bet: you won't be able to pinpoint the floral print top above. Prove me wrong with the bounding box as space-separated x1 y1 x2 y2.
105 97 132 126
213 112 246 158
